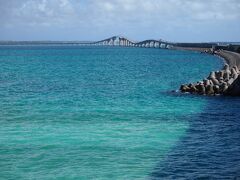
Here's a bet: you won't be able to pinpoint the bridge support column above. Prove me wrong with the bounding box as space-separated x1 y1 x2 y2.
119 39 123 46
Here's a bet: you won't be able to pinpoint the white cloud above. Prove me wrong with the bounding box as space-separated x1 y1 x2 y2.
0 0 78 27
1 0 239 27
0 0 239 41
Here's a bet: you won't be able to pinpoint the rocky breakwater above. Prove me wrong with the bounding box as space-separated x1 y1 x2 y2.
180 64 240 96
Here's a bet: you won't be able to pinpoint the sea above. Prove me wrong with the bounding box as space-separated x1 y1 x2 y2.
0 45 239 179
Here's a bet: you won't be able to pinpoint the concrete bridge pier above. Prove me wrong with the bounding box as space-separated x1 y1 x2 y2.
119 38 124 46
154 42 159 48
149 41 154 48
160 43 166 48
146 42 150 48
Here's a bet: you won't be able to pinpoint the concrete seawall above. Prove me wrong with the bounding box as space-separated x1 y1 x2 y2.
215 50 240 69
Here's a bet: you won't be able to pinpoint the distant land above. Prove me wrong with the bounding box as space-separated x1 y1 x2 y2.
0 41 94 45
0 41 240 46
0 36 240 53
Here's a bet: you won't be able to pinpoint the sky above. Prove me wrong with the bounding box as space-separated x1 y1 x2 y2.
0 0 240 42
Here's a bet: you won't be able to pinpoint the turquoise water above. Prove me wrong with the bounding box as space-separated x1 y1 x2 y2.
0 46 225 179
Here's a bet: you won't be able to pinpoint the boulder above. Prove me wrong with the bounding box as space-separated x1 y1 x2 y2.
224 75 240 96
203 79 210 86
209 79 213 85
219 71 224 80
233 73 238 80
231 68 237 76
219 77 224 85
223 72 230 81
230 68 238 80
213 85 220 94
198 84 206 95
188 83 198 93
208 71 216 79
210 77 219 85
220 82 228 93
233 66 239 74
206 85 214 95
227 78 235 86
215 71 221 80
223 64 230 71
195 83 202 93
180 84 190 92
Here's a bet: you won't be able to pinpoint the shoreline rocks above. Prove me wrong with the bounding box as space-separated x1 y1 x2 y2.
224 75 240 96
180 64 240 96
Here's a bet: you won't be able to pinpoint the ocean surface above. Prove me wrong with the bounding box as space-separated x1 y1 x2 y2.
0 46 239 179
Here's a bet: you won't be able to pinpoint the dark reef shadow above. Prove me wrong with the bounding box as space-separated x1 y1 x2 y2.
150 94 240 179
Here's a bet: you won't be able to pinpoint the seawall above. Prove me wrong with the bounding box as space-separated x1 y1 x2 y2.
215 50 240 68
179 49 240 96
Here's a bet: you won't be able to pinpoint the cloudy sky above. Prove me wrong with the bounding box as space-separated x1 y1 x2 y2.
0 0 239 42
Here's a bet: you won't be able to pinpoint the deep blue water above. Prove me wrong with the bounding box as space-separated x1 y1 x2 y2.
0 46 239 179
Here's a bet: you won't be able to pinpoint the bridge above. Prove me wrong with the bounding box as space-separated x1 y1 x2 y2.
80 36 175 49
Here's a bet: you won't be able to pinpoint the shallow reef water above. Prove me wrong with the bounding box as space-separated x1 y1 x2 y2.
0 46 239 179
